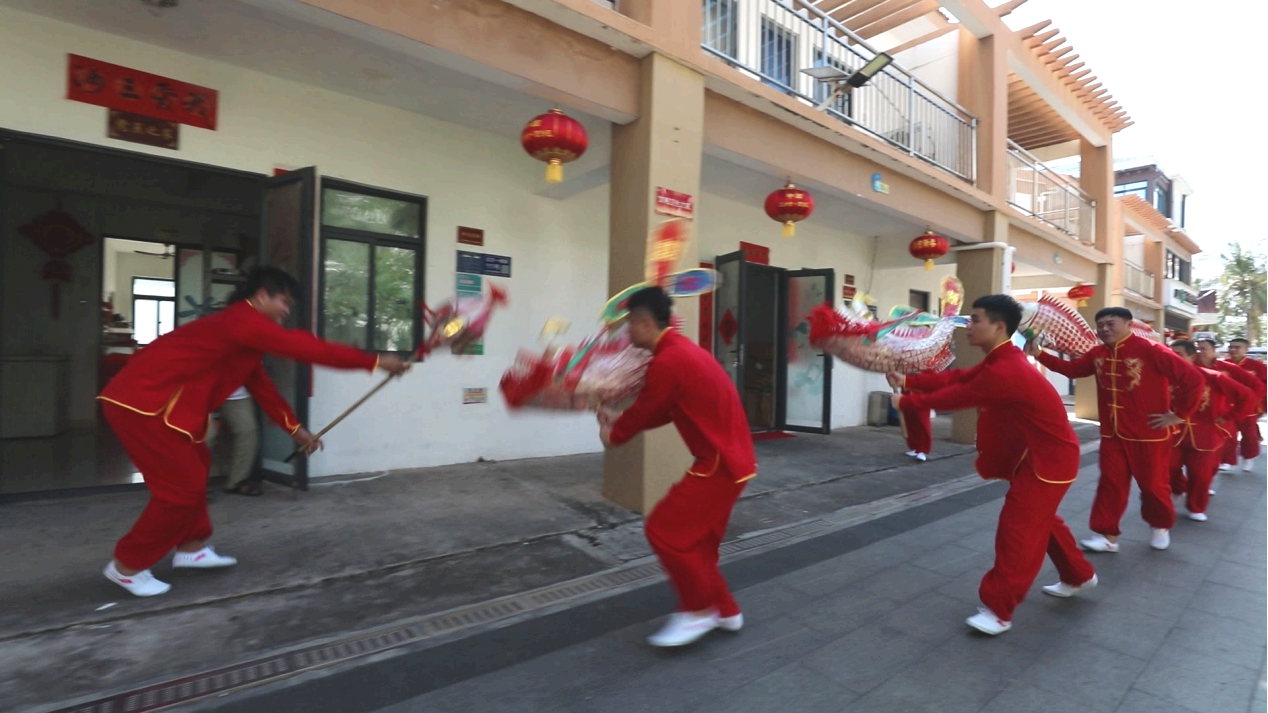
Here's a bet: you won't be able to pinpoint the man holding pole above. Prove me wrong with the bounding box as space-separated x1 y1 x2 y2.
889 295 1095 636
99 266 409 597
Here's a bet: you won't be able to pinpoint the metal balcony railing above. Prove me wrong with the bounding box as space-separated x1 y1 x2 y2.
1124 262 1155 300
702 0 977 182
1006 140 1096 245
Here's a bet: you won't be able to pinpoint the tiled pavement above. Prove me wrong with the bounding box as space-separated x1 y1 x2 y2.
373 460 1267 713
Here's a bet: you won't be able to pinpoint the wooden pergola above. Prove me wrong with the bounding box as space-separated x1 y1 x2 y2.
800 0 1027 52
1120 194 1201 255
1008 21 1134 150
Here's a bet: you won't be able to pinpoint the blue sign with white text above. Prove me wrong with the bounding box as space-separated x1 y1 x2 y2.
456 250 512 278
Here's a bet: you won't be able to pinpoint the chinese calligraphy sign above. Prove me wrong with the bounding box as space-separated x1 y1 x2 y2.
68 54 218 130
108 110 179 150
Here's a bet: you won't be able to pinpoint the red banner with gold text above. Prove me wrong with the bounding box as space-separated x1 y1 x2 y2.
67 54 218 130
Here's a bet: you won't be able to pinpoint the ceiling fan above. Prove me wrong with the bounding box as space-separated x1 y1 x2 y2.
135 244 177 259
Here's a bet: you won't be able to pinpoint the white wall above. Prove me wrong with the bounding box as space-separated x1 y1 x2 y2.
696 191 955 430
0 7 611 476
893 32 960 106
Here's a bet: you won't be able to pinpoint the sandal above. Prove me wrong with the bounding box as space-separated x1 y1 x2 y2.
225 481 263 496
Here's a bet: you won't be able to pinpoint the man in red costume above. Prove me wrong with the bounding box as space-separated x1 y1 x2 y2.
1030 307 1203 552
599 287 757 648
99 267 409 597
1167 340 1258 521
899 371 934 462
1218 338 1266 472
889 295 1095 636
1194 339 1265 482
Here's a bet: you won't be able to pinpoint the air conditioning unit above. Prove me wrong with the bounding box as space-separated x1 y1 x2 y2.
886 123 937 159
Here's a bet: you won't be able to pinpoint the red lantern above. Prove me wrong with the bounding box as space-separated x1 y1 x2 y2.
908 230 949 271
1068 284 1095 307
521 108 588 184
764 181 814 238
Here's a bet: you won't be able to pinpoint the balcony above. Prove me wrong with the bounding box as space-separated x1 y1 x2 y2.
1124 262 1155 301
1165 278 1199 315
701 0 977 182
1006 140 1096 245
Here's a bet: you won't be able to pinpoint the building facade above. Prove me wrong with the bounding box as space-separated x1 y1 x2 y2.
0 0 1138 506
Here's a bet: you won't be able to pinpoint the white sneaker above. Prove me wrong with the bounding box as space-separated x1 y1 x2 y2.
966 607 1011 635
915 453 927 462
905 450 919 458
173 546 237 569
1042 574 1098 598
1243 460 1256 472
647 612 719 647
718 613 744 632
1187 512 1208 522
104 561 170 597
1150 528 1171 550
1209 488 1217 496
1219 464 1231 472
1080 535 1119 553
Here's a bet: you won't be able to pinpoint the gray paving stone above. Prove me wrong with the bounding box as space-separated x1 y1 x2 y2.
732 579 816 623
1165 609 1267 669
878 590 971 644
1114 688 1206 713
1188 581 1268 626
861 563 949 602
684 661 857 713
1019 640 1150 711
785 585 899 638
1099 571 1198 620
1066 598 1176 662
1206 559 1268 595
800 623 931 695
935 567 986 607
981 681 1115 713
908 543 992 577
781 540 919 598
1132 645 1262 713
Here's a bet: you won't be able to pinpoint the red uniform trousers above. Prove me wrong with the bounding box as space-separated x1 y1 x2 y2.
104 401 214 571
1090 437 1176 536
645 472 747 617
979 463 1094 622
900 402 932 454
1169 446 1220 515
1220 416 1262 465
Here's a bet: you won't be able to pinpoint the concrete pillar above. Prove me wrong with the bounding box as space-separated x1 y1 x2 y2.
1079 139 1114 255
603 53 705 514
957 28 1008 198
949 211 1009 444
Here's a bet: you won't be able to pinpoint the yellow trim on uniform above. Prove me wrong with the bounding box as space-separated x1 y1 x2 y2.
98 388 209 443
736 472 757 483
653 327 673 349
687 453 720 478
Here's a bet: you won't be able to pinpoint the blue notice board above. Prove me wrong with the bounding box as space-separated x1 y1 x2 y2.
457 250 511 278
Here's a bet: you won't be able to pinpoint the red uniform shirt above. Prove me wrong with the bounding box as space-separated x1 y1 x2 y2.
1038 334 1203 442
1172 367 1258 451
1227 352 1268 408
1211 359 1267 414
610 329 757 483
904 342 1081 484
99 300 378 442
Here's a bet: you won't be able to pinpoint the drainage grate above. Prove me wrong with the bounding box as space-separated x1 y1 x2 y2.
41 476 990 713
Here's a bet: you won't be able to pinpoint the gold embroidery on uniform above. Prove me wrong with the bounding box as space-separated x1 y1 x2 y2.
1123 358 1143 391
1197 386 1211 413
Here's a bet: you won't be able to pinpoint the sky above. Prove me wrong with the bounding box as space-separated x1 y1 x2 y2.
998 0 1268 280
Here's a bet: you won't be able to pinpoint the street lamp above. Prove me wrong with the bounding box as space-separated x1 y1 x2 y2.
802 52 894 112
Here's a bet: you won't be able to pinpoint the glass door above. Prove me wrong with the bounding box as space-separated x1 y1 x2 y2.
778 268 833 434
712 251 747 396
257 167 317 490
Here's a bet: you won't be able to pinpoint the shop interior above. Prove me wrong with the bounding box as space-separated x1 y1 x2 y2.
0 132 260 497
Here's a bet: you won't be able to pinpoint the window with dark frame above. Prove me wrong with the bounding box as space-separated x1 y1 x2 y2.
908 289 930 314
318 182 425 353
132 277 176 345
760 17 796 90
703 0 738 59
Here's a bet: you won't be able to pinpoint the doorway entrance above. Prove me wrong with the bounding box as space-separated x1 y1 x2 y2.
0 130 276 497
712 251 834 434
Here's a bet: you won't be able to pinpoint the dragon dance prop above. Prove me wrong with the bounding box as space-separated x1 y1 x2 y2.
1018 292 1162 359
808 276 967 374
284 282 509 464
499 219 715 412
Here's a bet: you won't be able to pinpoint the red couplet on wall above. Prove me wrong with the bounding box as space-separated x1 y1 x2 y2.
67 54 219 130
739 241 770 265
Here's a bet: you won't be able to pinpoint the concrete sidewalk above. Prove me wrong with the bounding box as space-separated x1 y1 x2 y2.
0 418 1098 711
345 459 1264 713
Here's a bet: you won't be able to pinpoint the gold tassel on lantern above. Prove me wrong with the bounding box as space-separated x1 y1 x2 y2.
783 221 795 238
546 160 563 184
923 259 934 271
1076 298 1088 308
